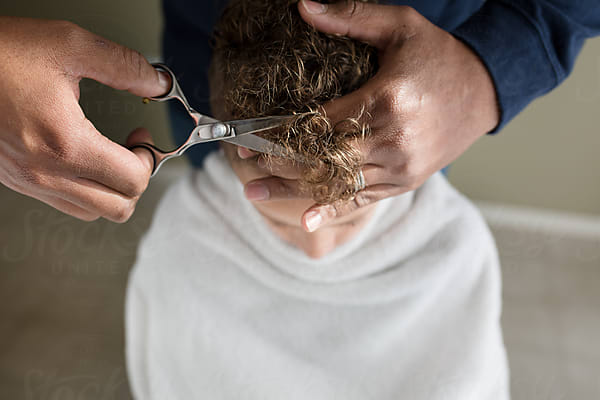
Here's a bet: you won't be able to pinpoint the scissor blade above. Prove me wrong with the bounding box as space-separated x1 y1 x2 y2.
227 115 296 136
222 134 288 157
222 114 307 161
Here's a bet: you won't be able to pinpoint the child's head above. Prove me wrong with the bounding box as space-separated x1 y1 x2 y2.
210 0 377 227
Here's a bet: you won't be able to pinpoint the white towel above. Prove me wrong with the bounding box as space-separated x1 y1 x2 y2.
126 151 509 399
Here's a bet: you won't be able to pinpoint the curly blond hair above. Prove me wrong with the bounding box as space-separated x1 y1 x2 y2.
212 0 377 203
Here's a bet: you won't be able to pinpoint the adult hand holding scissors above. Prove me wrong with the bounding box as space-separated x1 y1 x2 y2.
0 16 168 222
241 0 500 232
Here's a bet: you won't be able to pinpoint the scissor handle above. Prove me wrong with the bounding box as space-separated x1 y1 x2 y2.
127 64 213 177
130 123 235 178
129 142 171 178
149 63 200 121
148 63 180 102
128 64 181 178
130 64 301 177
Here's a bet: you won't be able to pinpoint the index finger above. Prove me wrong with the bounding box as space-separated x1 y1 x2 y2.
64 24 170 98
320 80 380 163
321 76 375 124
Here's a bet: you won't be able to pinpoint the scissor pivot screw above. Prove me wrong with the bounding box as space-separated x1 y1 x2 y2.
211 123 229 138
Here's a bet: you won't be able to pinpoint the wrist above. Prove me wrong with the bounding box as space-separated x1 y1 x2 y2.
457 37 501 134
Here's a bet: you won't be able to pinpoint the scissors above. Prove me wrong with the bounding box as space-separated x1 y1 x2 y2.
130 63 298 177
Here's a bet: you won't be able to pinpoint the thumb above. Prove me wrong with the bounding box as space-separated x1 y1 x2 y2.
126 127 155 177
298 0 417 49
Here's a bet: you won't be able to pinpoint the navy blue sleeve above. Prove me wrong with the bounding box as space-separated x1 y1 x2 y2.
163 0 600 166
453 0 600 132
162 0 227 167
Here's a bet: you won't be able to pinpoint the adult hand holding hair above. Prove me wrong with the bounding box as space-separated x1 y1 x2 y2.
0 17 167 222
243 0 500 232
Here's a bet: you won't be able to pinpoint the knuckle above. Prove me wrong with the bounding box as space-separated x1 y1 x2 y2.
392 6 426 38
133 179 149 198
336 1 368 19
329 202 343 219
17 130 42 157
406 181 420 192
120 47 146 81
353 191 372 208
402 176 420 192
40 135 74 164
17 127 75 167
128 174 149 198
396 6 421 25
12 159 46 187
385 125 416 154
110 200 136 223
21 169 45 187
396 5 423 27
398 5 417 17
58 21 86 49
256 156 269 171
389 159 409 178
399 163 422 191
53 20 81 37
376 88 404 116
329 0 357 19
316 204 337 222
122 162 151 198
349 1 366 17
273 179 293 198
334 0 356 18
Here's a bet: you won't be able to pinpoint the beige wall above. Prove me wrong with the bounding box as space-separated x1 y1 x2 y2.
2 0 599 215
1 0 163 55
449 38 600 215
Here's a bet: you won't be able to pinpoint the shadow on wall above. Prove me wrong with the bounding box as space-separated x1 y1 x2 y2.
0 163 181 400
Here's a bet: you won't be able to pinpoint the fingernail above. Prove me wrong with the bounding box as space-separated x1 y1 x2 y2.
244 182 270 201
304 211 323 232
257 157 268 170
237 146 255 159
302 0 327 14
157 71 171 91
